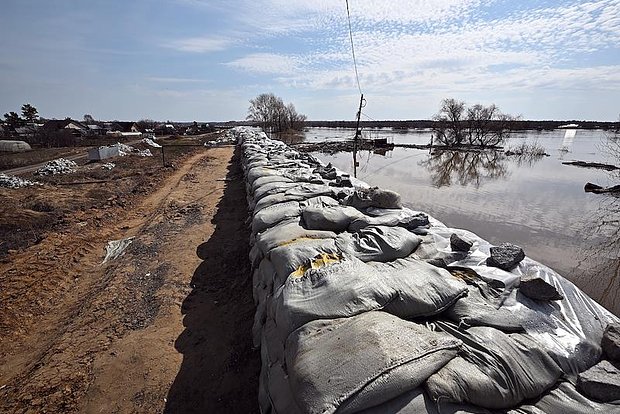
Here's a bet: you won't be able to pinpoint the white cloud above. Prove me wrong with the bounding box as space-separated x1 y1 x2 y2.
226 53 300 74
146 76 211 83
164 36 232 53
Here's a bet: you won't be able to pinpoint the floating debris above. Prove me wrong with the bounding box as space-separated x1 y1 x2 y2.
0 173 40 188
35 158 78 175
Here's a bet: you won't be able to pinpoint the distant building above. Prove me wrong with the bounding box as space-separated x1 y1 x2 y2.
108 121 141 133
41 119 88 136
154 123 176 136
87 124 106 136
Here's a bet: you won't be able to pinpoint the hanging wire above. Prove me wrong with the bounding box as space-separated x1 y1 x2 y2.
345 0 363 95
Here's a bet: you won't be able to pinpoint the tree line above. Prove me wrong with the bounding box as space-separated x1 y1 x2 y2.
2 103 39 129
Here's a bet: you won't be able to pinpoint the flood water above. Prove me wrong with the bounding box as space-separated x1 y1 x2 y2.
304 127 620 316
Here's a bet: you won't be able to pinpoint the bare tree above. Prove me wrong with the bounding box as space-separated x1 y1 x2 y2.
433 99 515 147
247 93 306 133
286 103 307 131
433 98 466 146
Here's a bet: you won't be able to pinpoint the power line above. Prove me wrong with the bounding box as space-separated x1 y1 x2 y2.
345 0 362 95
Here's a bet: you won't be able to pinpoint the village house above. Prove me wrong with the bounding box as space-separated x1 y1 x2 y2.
41 119 88 136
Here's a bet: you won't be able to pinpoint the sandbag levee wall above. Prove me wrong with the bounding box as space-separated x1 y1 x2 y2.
234 126 620 414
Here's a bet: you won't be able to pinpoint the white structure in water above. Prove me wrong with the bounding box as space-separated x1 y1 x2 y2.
559 124 578 152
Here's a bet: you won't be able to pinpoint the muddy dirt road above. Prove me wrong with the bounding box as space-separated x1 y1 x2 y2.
0 146 259 413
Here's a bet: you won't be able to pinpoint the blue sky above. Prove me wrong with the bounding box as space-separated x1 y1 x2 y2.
1 0 619 121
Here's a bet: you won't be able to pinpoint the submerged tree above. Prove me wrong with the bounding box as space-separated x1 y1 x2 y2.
433 98 466 146
432 99 516 147
247 93 306 132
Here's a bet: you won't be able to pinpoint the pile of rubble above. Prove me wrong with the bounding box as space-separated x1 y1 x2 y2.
0 173 40 188
141 138 162 148
35 158 78 175
111 142 153 157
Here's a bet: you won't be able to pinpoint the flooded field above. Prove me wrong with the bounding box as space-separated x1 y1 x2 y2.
306 127 620 315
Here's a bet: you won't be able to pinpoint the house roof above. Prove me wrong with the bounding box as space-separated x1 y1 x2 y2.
42 119 87 131
109 121 137 132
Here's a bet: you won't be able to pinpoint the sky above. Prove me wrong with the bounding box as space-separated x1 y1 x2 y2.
1 0 619 122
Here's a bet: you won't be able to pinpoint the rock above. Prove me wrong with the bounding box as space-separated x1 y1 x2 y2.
603 323 620 361
519 276 563 301
314 163 337 180
329 174 352 187
577 360 620 402
426 252 468 269
585 182 604 192
450 233 473 252
486 243 525 271
584 182 620 194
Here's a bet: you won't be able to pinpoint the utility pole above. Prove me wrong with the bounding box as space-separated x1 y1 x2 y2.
353 94 364 178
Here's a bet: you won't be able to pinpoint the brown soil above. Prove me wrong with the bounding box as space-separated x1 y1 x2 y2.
0 144 259 413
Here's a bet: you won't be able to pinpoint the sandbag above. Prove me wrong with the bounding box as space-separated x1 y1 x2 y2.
349 210 430 232
252 201 301 233
255 219 337 256
284 183 335 199
337 226 421 262
247 166 282 186
412 234 468 267
302 205 365 232
273 256 393 341
508 381 620 414
285 311 462 414
268 363 302 414
425 323 563 409
251 175 294 194
300 195 341 209
254 193 306 213
253 181 300 204
370 258 468 318
445 285 552 333
269 238 340 288
344 187 402 209
358 388 493 414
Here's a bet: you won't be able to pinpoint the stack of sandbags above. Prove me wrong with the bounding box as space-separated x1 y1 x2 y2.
234 127 620 414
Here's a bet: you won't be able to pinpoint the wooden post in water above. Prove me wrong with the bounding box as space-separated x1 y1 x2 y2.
353 94 364 178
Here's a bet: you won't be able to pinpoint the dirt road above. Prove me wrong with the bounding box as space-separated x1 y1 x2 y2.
0 146 259 413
